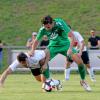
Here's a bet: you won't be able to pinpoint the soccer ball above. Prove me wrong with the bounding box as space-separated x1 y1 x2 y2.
43 79 62 92
44 79 54 92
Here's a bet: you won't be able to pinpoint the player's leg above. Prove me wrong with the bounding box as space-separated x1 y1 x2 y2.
0 67 13 87
30 68 46 82
72 54 92 91
64 59 72 80
72 54 86 80
39 54 50 81
64 47 78 80
30 68 47 91
86 64 96 82
43 48 63 91
81 51 96 82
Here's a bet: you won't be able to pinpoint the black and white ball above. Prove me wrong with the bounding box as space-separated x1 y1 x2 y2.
44 79 55 92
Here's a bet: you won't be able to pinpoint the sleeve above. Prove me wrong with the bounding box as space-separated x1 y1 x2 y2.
55 18 71 35
9 59 20 71
76 32 84 43
58 19 71 34
36 27 45 41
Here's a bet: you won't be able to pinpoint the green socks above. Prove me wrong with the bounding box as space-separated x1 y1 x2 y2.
78 64 86 80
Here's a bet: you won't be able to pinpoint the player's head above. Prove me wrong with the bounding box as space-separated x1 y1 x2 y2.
90 29 96 36
17 52 28 67
41 15 54 30
32 32 37 39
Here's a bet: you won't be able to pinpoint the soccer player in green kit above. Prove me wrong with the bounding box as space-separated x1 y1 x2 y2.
29 15 92 91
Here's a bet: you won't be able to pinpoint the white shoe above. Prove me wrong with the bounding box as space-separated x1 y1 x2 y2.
80 80 92 92
90 75 96 82
56 80 62 91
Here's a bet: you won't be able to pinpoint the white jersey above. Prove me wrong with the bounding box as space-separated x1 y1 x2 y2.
9 50 46 71
73 31 87 51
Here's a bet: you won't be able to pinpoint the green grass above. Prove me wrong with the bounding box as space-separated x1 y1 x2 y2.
0 0 100 45
0 0 100 72
0 73 100 100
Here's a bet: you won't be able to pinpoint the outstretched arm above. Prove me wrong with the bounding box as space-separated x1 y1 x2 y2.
0 67 13 87
67 31 74 55
40 49 50 72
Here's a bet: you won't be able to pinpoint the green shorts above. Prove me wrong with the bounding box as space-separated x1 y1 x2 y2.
48 45 70 60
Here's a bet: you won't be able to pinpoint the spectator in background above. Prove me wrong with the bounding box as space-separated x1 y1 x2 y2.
40 35 49 49
26 32 37 49
88 29 100 49
0 40 3 68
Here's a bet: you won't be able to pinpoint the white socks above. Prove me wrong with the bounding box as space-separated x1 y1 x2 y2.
87 67 96 82
65 67 71 80
87 67 94 76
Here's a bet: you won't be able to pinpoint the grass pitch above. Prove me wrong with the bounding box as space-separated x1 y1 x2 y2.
0 73 100 100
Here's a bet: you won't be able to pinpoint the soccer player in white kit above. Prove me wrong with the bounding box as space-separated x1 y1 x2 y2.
65 29 96 82
0 50 62 91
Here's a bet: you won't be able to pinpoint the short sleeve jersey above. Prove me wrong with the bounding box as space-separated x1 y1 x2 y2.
9 50 46 71
36 18 71 47
73 31 87 51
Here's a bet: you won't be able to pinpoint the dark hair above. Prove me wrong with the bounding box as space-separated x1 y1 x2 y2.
68 25 71 29
17 52 27 62
41 15 53 25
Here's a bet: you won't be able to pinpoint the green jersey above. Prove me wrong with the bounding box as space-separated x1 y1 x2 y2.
36 18 71 47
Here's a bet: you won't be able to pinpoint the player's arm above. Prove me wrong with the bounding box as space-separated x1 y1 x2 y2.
29 28 44 56
30 39 39 55
0 60 19 87
76 32 85 56
67 31 75 54
41 49 50 72
79 40 85 55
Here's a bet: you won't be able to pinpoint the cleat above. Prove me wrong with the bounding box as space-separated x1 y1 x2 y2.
90 76 96 82
80 80 92 92
56 80 62 91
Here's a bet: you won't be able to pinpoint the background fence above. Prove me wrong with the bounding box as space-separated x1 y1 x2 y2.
4 46 100 71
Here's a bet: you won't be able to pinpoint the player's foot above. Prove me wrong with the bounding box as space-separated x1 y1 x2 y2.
56 80 62 91
90 75 96 82
65 77 69 80
80 80 92 92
